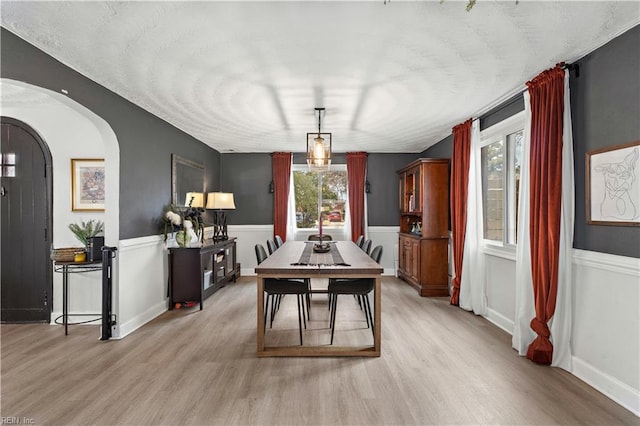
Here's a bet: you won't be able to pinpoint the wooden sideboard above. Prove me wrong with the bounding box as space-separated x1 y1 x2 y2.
168 238 239 310
397 158 450 297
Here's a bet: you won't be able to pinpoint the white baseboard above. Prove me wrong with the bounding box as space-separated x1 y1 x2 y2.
242 267 256 277
383 267 395 276
484 307 514 335
113 300 167 339
572 356 640 417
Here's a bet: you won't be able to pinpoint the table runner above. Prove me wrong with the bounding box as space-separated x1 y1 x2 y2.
291 242 350 266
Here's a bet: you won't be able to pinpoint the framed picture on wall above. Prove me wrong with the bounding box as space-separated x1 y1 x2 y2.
71 158 105 211
586 141 640 226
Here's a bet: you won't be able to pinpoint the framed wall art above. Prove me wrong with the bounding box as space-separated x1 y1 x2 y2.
71 158 105 211
586 141 639 226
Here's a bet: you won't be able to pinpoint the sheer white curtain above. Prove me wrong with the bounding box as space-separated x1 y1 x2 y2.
459 119 486 314
551 70 575 370
286 167 296 241
512 89 535 355
344 196 353 241
343 179 367 241
512 70 574 370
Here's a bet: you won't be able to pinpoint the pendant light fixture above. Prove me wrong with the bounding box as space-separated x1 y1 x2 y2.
306 107 332 171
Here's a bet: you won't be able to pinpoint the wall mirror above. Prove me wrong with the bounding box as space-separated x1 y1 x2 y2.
172 154 205 207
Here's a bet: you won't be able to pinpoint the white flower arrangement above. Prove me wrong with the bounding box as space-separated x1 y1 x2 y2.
165 211 182 227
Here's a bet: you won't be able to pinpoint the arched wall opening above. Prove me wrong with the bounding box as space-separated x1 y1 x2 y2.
1 78 120 327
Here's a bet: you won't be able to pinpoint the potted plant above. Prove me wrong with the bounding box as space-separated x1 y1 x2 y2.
69 219 104 248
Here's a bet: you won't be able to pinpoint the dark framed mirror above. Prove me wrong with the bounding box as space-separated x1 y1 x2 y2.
172 154 205 207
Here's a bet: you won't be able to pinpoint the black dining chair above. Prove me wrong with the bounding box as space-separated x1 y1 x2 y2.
274 235 284 248
255 243 309 345
327 245 383 345
361 239 372 255
266 239 277 255
355 235 365 248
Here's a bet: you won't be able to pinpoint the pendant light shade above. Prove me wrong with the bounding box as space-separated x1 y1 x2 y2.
307 107 332 171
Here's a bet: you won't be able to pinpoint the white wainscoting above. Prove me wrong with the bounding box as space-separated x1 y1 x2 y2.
570 249 640 416
366 226 400 276
483 247 640 416
227 225 275 276
115 235 168 339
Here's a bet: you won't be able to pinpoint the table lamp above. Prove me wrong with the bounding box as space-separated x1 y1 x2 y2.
206 192 236 241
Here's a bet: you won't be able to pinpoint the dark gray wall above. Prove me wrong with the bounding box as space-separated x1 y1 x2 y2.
421 134 453 159
571 25 639 257
480 95 525 131
1 28 220 239
367 153 421 226
221 153 272 225
419 25 640 258
221 152 420 226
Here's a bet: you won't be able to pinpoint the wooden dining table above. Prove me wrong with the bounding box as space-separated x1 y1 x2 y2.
255 240 383 357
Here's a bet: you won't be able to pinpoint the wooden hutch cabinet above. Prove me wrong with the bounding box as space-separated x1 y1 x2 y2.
168 238 239 310
397 158 450 297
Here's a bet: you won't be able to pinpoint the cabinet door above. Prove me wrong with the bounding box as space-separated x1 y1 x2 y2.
201 251 214 290
422 162 449 237
410 239 420 281
410 166 421 212
170 249 202 303
399 173 406 212
399 238 408 274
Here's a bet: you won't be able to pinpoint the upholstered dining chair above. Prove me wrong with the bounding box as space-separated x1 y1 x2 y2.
361 239 372 255
274 235 284 248
355 235 365 248
255 243 309 345
266 239 277 255
327 245 383 345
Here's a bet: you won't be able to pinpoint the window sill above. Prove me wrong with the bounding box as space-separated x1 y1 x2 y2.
482 242 517 261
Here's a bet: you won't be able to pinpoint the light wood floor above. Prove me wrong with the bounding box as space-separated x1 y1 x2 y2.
1 276 636 425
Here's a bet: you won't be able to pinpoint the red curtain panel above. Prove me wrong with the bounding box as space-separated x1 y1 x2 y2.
449 119 472 306
272 152 292 242
346 152 367 242
526 65 565 364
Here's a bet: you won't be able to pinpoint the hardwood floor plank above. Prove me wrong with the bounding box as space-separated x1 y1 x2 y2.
1 276 636 425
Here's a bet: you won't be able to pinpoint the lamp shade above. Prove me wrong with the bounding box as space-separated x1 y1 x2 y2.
185 192 205 208
206 192 236 210
306 132 332 171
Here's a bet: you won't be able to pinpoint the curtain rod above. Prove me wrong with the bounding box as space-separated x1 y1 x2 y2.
469 62 579 124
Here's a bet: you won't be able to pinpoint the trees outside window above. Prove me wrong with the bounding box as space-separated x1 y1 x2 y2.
293 169 347 230
480 113 523 245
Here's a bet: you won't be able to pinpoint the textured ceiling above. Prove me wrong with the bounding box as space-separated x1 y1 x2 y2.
1 1 639 153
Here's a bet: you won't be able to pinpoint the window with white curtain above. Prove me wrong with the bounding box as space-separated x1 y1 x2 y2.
480 112 524 246
290 164 348 240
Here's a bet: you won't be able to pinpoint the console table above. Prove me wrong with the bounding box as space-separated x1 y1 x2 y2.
53 246 117 340
168 238 239 310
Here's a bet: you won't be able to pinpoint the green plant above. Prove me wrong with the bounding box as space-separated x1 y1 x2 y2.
69 219 104 246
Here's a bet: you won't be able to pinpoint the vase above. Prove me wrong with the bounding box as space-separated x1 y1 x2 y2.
183 220 201 247
176 230 188 247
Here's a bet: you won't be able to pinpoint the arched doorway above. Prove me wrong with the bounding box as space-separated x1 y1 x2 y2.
1 117 53 322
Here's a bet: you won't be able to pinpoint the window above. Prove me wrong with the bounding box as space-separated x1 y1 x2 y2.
0 153 16 177
480 113 524 245
292 165 347 232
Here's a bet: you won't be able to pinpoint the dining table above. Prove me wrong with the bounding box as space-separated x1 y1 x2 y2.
255 240 383 357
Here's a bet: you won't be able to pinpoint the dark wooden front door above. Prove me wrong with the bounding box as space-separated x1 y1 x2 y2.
1 117 52 323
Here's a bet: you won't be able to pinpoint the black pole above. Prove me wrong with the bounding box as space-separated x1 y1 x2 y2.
101 246 117 341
